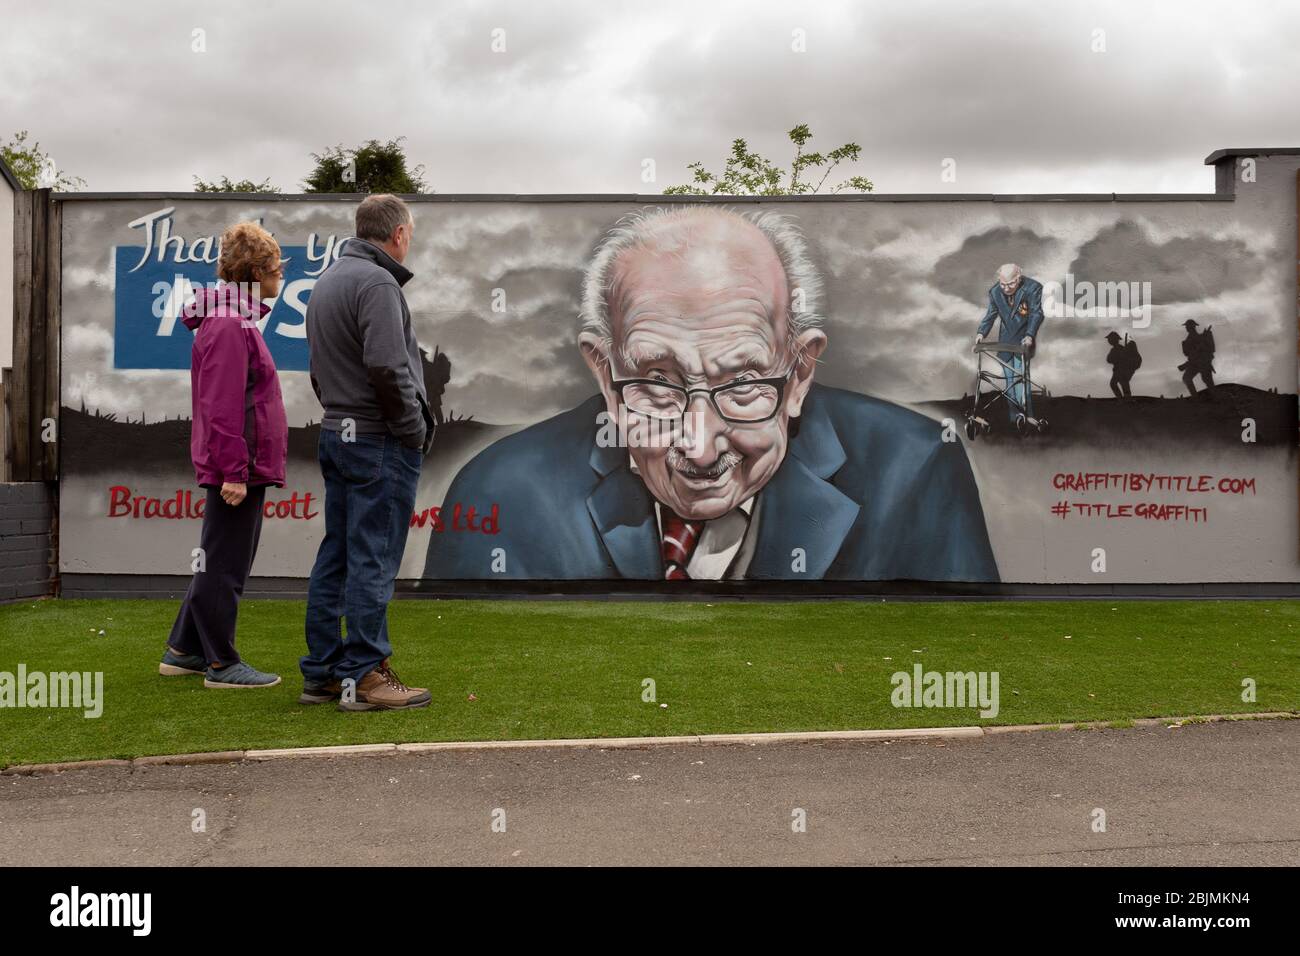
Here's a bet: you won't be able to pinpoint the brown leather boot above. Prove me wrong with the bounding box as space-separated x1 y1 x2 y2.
338 662 431 711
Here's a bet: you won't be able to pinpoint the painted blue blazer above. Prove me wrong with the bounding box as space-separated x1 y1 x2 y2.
423 384 1000 582
977 277 1045 345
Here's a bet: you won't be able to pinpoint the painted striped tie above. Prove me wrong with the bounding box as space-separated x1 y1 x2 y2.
660 509 705 580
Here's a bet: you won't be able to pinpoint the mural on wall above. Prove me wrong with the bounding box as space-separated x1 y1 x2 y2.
426 207 998 581
57 175 1300 585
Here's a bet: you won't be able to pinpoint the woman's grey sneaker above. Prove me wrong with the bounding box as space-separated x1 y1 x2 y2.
159 648 207 676
204 661 282 689
299 679 343 705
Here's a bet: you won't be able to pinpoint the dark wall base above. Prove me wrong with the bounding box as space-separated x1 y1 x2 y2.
57 573 1300 602
1 482 57 603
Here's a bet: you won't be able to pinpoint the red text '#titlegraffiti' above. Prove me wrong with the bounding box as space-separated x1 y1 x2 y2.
1047 470 1259 524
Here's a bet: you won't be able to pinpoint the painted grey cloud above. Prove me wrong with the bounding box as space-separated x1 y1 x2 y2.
1069 221 1262 305
932 227 1064 305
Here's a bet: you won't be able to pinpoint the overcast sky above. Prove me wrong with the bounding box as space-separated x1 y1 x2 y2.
3 0 1299 195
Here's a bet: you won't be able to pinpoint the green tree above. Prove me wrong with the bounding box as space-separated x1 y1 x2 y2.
1 130 86 190
193 175 280 193
665 124 872 196
303 137 428 194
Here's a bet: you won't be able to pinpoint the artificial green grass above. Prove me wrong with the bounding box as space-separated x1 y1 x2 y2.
0 598 1297 766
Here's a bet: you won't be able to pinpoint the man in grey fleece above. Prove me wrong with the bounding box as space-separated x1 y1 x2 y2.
300 194 435 711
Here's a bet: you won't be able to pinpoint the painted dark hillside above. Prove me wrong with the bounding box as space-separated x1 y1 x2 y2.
919 384 1298 447
60 405 509 473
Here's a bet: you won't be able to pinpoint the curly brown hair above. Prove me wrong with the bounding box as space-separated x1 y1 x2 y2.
217 221 282 284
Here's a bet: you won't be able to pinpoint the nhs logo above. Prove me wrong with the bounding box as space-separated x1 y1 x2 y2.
112 206 345 371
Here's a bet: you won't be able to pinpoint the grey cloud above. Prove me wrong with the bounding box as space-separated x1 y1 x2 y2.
491 265 583 318
1068 221 1263 305
6 1 1300 196
932 227 1064 305
415 308 592 422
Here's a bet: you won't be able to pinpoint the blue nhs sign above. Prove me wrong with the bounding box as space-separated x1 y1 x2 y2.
112 207 344 371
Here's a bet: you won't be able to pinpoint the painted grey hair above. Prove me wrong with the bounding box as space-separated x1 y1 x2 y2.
578 206 824 367
996 262 1023 283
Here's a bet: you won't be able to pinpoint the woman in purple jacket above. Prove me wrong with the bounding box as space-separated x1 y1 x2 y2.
159 222 289 688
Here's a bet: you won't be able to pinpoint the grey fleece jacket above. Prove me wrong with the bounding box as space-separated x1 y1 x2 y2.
306 238 434 451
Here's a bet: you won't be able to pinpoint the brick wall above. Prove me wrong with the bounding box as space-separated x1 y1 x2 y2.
0 482 57 601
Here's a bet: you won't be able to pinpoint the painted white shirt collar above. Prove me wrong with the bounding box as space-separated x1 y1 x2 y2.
628 455 758 579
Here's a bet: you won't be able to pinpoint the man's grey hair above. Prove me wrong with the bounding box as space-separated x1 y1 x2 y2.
355 193 413 243
996 263 1023 283
578 207 824 363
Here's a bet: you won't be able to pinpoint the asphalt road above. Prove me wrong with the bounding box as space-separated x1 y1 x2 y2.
3 720 1297 866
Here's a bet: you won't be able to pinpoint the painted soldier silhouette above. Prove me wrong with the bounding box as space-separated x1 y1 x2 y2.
421 346 452 425
1179 319 1215 395
1104 331 1141 398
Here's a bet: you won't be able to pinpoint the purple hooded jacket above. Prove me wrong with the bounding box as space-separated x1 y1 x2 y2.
182 284 288 488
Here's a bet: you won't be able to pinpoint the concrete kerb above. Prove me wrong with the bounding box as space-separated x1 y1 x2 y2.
2 712 1295 775
131 750 247 767
244 743 399 761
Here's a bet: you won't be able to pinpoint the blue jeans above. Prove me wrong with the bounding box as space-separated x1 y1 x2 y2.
1001 353 1032 423
302 429 422 684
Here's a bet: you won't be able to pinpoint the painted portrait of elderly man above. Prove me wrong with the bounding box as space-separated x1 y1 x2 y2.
425 206 998 582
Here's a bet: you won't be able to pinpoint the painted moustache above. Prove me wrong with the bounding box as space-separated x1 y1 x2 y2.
666 447 743 480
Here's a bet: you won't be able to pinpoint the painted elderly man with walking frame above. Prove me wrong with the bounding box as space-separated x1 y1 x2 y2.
974 263 1045 424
